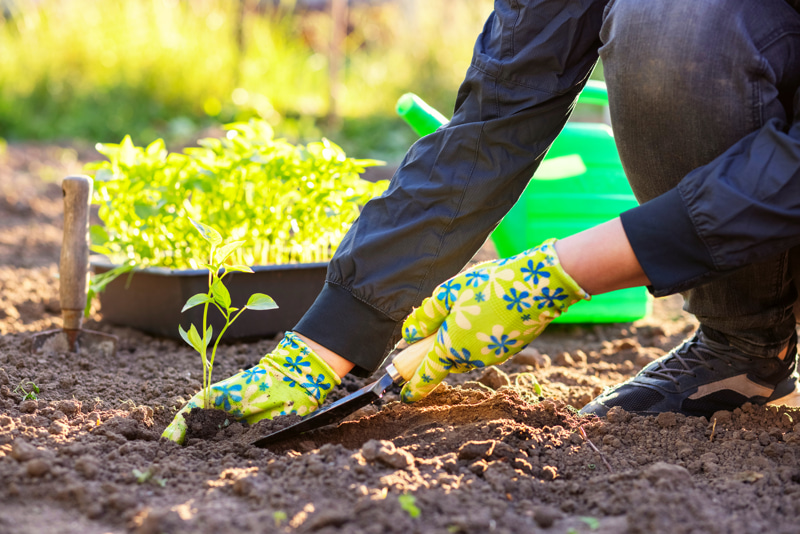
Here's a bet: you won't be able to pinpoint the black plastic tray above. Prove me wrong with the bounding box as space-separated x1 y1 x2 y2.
92 261 328 340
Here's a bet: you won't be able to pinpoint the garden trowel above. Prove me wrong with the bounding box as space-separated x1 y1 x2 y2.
252 334 435 446
31 175 118 357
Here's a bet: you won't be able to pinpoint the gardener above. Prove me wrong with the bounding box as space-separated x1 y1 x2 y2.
163 0 800 443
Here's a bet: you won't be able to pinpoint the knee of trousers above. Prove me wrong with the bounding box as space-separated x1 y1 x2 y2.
600 0 771 116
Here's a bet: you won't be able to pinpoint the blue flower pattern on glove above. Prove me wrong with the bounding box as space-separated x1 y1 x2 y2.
436 279 461 308
521 260 550 285
487 333 515 356
465 270 489 287
301 373 332 400
534 287 568 309
451 347 485 371
283 355 311 374
503 287 532 312
404 325 423 343
212 383 242 411
242 367 266 384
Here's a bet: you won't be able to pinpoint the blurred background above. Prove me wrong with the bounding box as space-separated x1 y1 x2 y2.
0 0 515 163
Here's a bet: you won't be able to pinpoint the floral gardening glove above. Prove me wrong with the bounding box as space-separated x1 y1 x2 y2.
400 239 589 402
162 332 341 444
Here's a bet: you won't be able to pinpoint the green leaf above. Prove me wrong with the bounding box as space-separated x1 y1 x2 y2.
132 468 151 483
119 135 137 167
226 265 254 273
398 494 420 518
178 325 193 351
179 324 204 354
181 293 212 312
245 293 278 311
204 325 213 348
189 218 222 246
89 224 109 246
211 279 231 309
215 240 246 265
580 517 600 530
133 201 161 220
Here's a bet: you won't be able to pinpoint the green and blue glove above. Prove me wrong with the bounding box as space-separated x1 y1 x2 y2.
400 239 589 402
162 332 340 444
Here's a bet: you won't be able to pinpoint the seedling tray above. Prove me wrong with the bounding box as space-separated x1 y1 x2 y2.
92 260 327 340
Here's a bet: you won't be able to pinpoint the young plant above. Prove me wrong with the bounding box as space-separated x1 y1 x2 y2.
14 381 40 401
132 467 167 487
398 494 421 519
87 120 388 270
179 218 278 409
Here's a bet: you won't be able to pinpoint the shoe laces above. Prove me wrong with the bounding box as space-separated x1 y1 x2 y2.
642 331 751 385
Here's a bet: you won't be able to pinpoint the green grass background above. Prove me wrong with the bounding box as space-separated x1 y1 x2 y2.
0 0 499 161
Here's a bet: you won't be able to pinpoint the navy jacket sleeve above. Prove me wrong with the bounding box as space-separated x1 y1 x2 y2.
622 88 800 296
296 0 608 376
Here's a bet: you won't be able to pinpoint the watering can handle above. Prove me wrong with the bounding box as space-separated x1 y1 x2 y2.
397 81 608 138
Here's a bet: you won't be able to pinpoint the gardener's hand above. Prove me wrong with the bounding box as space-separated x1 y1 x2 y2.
162 332 341 444
400 239 589 402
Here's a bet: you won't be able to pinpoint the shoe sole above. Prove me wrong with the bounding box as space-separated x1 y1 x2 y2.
768 371 800 407
768 390 800 407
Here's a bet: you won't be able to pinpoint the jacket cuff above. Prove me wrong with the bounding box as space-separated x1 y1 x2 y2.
620 188 717 296
294 282 399 377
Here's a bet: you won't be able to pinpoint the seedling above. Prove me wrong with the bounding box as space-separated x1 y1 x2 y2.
272 511 287 527
179 218 278 409
15 381 39 401
398 494 421 518
87 120 387 270
132 467 167 487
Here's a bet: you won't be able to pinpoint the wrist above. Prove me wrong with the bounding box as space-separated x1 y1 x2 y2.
294 333 355 378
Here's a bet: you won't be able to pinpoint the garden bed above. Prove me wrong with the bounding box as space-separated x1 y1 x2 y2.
2 143 800 534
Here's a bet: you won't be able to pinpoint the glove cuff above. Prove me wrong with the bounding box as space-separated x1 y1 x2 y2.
262 332 342 406
522 239 591 313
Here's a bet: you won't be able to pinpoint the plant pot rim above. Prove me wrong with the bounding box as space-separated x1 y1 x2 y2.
91 256 329 277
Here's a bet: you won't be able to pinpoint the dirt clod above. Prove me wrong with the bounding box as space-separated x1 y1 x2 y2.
476 367 510 390
19 399 38 413
457 440 495 460
25 458 51 477
360 439 413 469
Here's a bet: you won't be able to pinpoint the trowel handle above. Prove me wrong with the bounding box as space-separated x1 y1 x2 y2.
392 334 437 382
60 175 94 331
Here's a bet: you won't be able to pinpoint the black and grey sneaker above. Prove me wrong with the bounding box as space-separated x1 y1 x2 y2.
580 328 800 418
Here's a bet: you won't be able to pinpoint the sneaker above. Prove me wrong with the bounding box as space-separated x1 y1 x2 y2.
580 328 799 418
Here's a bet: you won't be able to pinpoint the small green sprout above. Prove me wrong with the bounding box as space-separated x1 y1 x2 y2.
398 494 421 518
132 468 151 483
273 510 288 527
179 219 278 409
15 381 39 401
132 467 167 487
580 516 600 530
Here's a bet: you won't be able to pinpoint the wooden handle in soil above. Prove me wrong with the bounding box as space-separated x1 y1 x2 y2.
391 334 437 382
60 175 93 331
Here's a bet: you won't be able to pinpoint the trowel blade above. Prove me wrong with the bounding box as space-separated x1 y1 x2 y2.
31 329 118 358
251 372 395 447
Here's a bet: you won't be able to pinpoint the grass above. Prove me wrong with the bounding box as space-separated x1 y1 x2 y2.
0 0 493 160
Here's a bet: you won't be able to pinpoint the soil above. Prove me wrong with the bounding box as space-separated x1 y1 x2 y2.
2 143 800 534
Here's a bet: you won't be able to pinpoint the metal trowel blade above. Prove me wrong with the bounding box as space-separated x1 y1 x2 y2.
32 328 118 358
251 372 395 447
